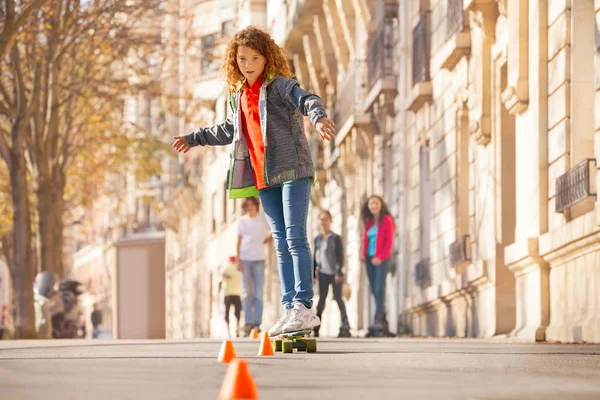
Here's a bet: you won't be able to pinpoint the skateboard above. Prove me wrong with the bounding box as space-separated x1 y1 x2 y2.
271 329 317 353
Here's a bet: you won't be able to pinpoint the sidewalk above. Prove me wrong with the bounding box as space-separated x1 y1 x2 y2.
1 338 600 399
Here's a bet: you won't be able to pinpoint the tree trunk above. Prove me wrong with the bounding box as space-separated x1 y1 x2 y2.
36 166 66 278
52 170 65 278
10 147 37 339
36 178 54 272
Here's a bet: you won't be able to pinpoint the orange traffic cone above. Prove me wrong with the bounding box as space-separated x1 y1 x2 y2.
250 329 259 339
257 331 274 356
218 359 259 400
218 340 237 364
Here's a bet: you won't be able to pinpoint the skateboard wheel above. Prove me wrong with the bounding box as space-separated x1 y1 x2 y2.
305 339 317 353
282 340 294 353
273 339 283 352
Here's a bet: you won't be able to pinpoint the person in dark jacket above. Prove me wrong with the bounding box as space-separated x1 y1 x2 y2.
313 211 350 337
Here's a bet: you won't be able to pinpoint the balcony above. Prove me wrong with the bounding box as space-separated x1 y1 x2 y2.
415 258 431 287
364 3 398 113
449 234 471 272
432 0 470 73
407 11 432 112
331 60 370 148
555 159 597 213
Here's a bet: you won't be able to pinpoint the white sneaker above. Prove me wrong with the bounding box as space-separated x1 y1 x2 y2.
281 302 321 333
268 308 292 337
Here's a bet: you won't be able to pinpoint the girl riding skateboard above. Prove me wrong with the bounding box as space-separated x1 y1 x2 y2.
172 26 335 337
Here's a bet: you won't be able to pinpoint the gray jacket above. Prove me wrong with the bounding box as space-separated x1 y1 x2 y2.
313 232 344 277
184 74 327 198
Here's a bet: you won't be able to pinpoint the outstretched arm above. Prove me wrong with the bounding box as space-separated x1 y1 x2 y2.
172 113 235 153
275 78 336 141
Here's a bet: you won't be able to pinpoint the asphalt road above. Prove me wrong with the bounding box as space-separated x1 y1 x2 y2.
1 338 600 399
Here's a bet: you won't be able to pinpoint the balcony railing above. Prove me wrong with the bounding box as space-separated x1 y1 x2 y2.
449 235 471 269
555 159 597 212
412 11 430 86
333 60 367 130
447 0 465 40
367 11 396 93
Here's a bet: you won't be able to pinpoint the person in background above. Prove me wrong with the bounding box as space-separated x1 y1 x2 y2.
91 303 102 339
237 197 272 336
360 195 395 337
220 256 243 337
313 210 350 337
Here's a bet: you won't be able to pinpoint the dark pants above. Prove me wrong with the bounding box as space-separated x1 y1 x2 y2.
224 295 242 324
366 257 389 314
316 273 348 321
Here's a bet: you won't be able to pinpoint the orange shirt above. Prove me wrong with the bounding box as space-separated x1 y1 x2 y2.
241 76 267 189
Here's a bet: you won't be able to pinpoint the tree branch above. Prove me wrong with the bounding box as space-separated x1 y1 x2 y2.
0 0 45 61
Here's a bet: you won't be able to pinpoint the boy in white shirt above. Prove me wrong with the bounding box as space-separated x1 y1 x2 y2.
237 197 272 336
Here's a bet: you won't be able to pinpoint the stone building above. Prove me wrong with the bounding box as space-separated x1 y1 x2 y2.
266 0 405 336
400 0 600 343
162 0 600 342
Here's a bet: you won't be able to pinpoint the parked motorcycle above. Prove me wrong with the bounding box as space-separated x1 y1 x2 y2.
53 280 84 339
33 272 84 339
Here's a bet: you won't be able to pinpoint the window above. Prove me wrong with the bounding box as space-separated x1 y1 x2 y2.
200 34 219 75
412 11 430 86
446 0 464 39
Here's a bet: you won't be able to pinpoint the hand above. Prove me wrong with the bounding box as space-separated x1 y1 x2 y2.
334 274 343 285
360 255 365 263
315 117 336 142
172 135 191 154
236 260 243 272
371 257 382 266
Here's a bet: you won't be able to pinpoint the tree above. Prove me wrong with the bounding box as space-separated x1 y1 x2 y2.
0 45 39 339
0 0 45 61
12 0 164 278
0 0 168 337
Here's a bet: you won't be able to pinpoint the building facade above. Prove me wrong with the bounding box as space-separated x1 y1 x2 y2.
400 0 600 343
163 0 600 342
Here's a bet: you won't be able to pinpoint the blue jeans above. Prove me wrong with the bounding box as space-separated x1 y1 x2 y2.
366 257 389 313
259 178 313 309
241 260 265 326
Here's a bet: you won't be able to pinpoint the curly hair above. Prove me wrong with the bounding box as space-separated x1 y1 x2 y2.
220 26 294 90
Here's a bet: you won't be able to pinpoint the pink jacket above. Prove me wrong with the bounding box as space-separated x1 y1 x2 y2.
361 215 395 261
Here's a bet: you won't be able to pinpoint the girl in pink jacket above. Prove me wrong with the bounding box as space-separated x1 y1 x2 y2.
361 195 395 337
